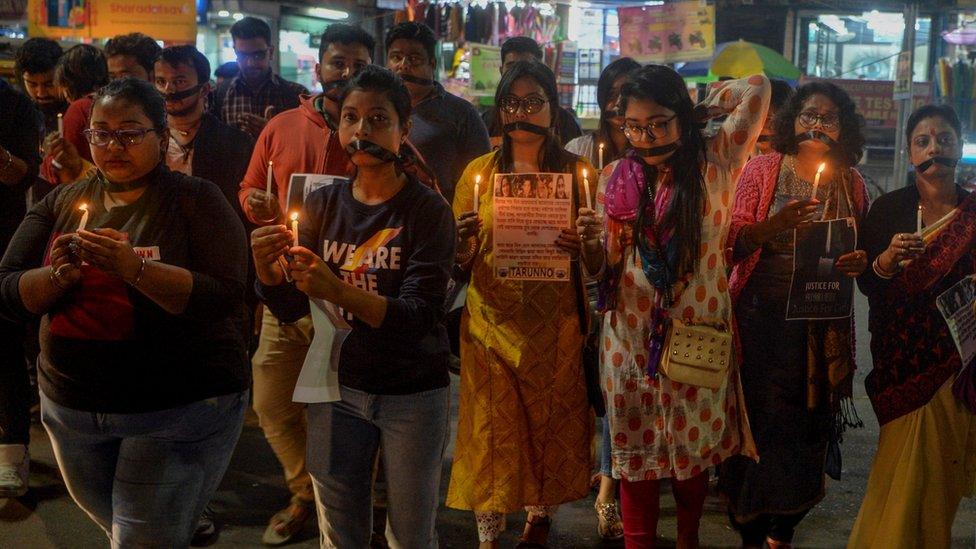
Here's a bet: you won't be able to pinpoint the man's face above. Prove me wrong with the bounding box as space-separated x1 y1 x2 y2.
386 38 434 92
108 54 151 81
316 41 372 101
234 37 272 81
22 70 61 107
501 52 538 75
154 60 209 118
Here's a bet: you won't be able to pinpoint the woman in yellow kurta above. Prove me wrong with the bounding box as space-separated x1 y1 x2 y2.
446 61 595 548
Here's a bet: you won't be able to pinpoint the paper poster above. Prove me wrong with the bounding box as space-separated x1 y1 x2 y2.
786 218 857 320
618 1 715 64
491 173 573 282
292 298 351 404
799 77 932 129
893 50 914 100
286 173 348 213
936 276 976 370
469 43 502 97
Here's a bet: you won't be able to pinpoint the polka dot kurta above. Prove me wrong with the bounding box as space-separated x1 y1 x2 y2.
596 76 770 482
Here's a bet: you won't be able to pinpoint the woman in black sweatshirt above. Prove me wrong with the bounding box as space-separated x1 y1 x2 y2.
251 65 456 548
0 78 249 547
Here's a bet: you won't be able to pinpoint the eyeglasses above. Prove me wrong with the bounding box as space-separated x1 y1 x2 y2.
621 115 676 141
388 53 429 68
912 133 958 149
83 128 157 148
499 95 548 115
235 49 269 62
797 110 840 131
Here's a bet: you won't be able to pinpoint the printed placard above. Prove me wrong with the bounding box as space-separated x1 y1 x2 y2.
293 298 351 404
936 276 976 371
786 218 857 320
286 173 349 213
491 173 573 282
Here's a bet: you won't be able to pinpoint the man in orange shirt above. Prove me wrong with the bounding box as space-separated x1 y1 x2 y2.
237 23 373 546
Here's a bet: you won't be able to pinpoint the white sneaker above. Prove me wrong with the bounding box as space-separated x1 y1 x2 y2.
0 444 28 498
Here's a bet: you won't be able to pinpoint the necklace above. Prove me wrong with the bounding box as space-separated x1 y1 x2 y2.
171 117 202 137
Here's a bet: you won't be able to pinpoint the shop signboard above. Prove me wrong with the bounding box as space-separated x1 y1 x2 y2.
0 0 27 20
800 77 932 130
469 43 501 97
28 0 196 42
618 0 715 64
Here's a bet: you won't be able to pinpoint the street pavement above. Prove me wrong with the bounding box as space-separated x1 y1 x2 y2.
2 294 974 548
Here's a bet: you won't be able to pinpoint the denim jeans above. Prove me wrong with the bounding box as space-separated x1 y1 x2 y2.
40 390 247 548
600 415 613 477
307 384 450 549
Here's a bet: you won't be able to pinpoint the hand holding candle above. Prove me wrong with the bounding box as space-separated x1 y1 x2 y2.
582 168 592 210
811 162 826 201
77 203 89 232
473 174 481 213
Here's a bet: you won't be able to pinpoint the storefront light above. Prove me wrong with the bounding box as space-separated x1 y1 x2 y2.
217 9 230 17
232 12 244 20
309 7 349 20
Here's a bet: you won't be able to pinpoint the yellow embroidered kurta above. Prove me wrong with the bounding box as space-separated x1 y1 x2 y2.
446 152 596 513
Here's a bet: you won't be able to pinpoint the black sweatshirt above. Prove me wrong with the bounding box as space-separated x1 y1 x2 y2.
0 167 250 412
259 177 456 395
0 80 41 255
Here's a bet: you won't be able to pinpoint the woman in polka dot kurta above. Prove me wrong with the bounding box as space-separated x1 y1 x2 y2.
578 66 769 547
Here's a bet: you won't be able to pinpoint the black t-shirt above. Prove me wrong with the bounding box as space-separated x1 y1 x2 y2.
259 177 456 395
0 167 250 412
0 80 40 254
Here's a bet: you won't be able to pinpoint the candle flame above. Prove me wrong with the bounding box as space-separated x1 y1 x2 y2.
817 162 826 174
290 211 298 221
475 174 481 184
599 142 605 149
583 168 588 178
268 160 274 167
79 203 88 212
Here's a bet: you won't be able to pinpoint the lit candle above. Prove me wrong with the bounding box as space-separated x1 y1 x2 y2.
917 204 923 235
290 211 299 247
598 142 605 171
811 162 826 201
473 174 481 213
583 168 592 210
77 203 89 232
265 160 274 206
57 113 64 135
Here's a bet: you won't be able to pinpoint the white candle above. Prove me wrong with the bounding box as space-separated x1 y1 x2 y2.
57 113 64 135
811 162 826 200
583 168 592 210
265 160 274 205
917 204 923 235
473 174 481 213
77 203 89 232
290 211 299 247
598 142 605 171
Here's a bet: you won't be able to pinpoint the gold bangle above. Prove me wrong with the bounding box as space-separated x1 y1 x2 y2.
49 265 69 290
129 257 147 288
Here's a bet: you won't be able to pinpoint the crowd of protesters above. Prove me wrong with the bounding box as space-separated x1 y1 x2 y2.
0 16 973 549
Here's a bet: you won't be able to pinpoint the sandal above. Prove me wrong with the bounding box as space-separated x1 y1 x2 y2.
262 499 315 546
594 500 624 540
516 515 551 548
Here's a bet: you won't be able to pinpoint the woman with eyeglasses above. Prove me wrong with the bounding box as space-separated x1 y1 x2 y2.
849 104 976 549
564 56 640 541
721 81 869 548
446 61 596 549
0 78 249 547
577 65 770 547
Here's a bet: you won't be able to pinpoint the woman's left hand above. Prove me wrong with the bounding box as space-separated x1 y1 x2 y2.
288 247 339 301
73 228 143 282
835 249 868 277
555 228 582 259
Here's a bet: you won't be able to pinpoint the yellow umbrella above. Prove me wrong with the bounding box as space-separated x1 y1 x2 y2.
710 40 801 80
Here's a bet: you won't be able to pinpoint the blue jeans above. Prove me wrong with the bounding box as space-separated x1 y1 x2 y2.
40 390 247 548
307 384 450 549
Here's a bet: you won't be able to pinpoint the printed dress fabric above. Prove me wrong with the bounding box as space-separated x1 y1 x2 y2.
445 151 597 513
597 76 770 482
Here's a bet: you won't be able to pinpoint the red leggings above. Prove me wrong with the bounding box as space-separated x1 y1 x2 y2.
619 473 709 548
